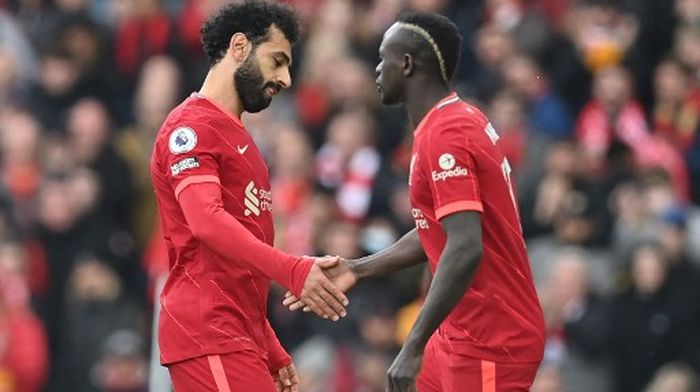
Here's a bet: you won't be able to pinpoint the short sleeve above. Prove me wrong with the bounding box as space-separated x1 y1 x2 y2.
423 125 483 220
160 123 221 199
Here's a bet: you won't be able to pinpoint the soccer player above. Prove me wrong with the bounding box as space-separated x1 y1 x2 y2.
285 12 545 392
150 2 348 391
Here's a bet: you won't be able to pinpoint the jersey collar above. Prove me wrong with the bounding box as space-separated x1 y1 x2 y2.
413 91 460 136
190 92 245 128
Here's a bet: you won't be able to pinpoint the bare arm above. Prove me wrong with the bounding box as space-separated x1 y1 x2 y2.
283 229 426 312
386 211 483 391
349 228 427 279
400 211 482 349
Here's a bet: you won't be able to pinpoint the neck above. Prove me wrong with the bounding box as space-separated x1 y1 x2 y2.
199 66 244 118
404 80 451 129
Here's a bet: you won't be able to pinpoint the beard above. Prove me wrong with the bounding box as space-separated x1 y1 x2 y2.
234 53 278 113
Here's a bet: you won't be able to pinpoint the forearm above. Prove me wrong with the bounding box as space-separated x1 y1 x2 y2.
179 183 313 296
349 229 426 280
404 239 482 350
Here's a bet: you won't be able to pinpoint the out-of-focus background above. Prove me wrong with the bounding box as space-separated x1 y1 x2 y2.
0 0 699 391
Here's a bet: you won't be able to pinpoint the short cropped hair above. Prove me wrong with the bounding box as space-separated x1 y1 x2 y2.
201 0 300 66
397 11 462 82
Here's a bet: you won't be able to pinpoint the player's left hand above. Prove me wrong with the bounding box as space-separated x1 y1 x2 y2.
386 345 423 392
272 362 299 392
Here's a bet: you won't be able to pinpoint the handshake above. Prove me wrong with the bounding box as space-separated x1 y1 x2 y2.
287 256 358 321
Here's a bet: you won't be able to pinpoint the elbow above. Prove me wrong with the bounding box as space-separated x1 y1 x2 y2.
188 220 211 242
188 213 219 242
181 194 221 242
457 238 483 265
470 242 483 263
458 240 483 276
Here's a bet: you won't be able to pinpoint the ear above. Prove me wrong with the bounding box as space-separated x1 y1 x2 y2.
403 53 414 77
229 32 252 63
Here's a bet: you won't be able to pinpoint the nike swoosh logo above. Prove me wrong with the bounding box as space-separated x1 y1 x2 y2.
237 144 249 154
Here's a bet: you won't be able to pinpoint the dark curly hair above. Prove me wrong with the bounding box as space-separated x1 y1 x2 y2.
201 0 300 66
397 11 462 82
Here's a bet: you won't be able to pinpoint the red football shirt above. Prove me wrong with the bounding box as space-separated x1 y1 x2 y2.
151 93 304 365
409 93 545 363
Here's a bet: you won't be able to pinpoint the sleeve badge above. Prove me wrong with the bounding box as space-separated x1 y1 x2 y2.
169 126 197 154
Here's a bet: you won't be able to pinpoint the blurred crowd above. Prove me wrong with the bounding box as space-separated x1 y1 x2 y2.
0 0 700 391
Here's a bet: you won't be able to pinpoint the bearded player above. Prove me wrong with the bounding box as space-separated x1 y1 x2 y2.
285 12 545 392
150 2 349 391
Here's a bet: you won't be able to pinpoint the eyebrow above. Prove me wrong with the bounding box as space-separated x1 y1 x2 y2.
272 51 292 66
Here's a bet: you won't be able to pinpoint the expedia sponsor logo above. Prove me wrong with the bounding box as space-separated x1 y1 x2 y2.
432 166 468 181
244 181 272 217
170 157 199 176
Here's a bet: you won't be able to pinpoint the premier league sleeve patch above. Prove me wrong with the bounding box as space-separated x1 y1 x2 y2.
169 126 197 154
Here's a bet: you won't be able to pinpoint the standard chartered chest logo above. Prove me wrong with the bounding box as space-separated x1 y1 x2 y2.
244 181 272 217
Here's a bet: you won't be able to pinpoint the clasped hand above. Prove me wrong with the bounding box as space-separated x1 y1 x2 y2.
285 256 357 320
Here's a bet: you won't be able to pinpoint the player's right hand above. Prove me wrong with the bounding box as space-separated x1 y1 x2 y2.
284 256 358 314
298 256 349 321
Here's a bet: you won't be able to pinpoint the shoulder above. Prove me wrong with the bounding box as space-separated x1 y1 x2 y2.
157 102 229 153
428 100 489 139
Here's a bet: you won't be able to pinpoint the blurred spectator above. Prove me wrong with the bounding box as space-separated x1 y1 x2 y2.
644 362 698 392
67 98 135 228
471 24 515 103
0 106 42 229
112 0 179 79
0 231 48 392
271 123 316 255
531 365 562 392
27 46 83 132
501 53 573 139
298 0 353 85
0 10 38 104
674 24 700 73
576 65 648 173
56 255 144 392
677 0 700 25
93 329 148 392
565 0 638 73
521 141 609 245
487 89 527 170
652 58 700 152
539 250 612 392
351 350 391 392
118 55 182 246
483 0 551 58
610 243 687 392
317 108 380 222
656 207 700 369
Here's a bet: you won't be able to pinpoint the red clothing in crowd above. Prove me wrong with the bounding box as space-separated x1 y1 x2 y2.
577 99 690 199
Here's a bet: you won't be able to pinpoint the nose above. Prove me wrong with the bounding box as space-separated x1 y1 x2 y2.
375 63 381 77
278 66 292 89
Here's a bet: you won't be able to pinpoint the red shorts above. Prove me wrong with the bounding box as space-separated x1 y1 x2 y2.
168 350 277 392
417 337 539 392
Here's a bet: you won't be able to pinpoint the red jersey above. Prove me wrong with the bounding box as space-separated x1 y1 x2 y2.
151 93 300 365
409 93 545 363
